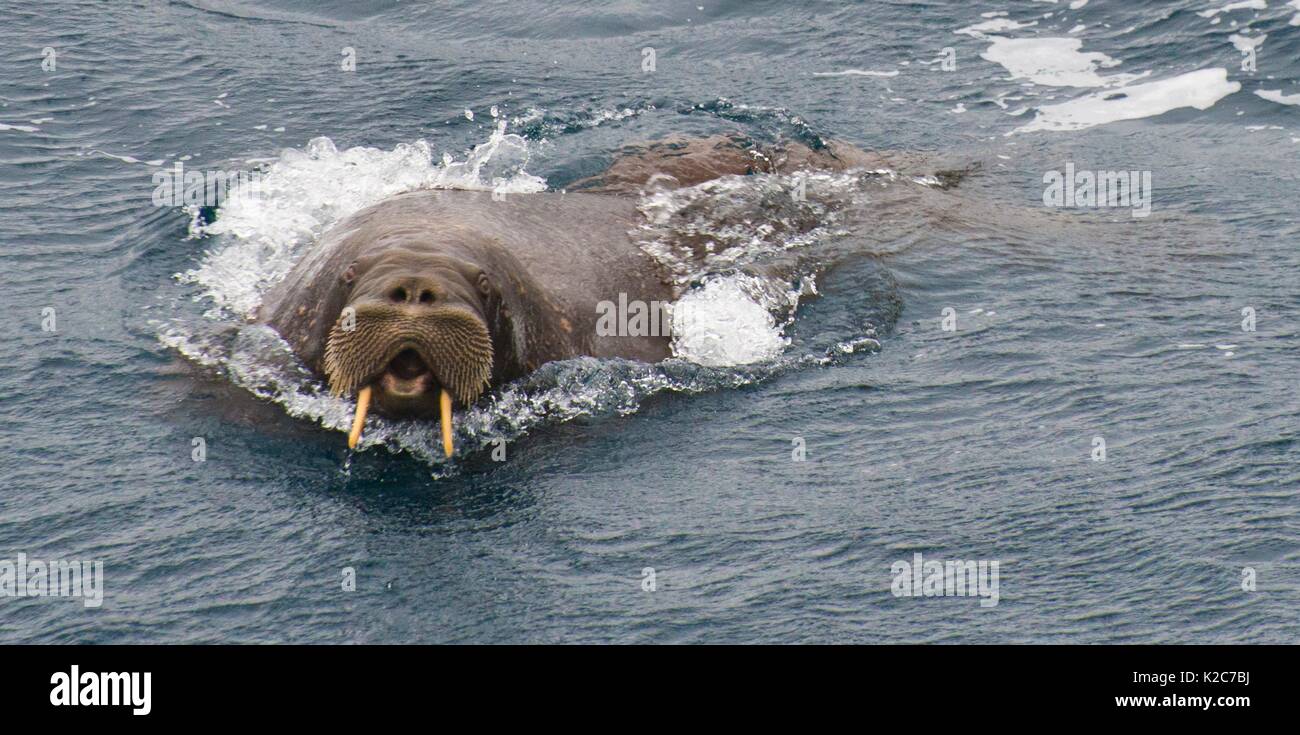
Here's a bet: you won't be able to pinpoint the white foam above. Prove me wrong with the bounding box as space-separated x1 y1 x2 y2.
1012 68 1241 133
1198 1 1267 18
1229 32 1267 52
671 274 789 366
1256 88 1300 105
813 69 900 77
981 37 1141 87
956 19 1037 37
1290 0 1300 25
633 170 871 364
634 170 863 287
179 122 545 318
83 148 166 166
160 309 812 469
507 105 648 134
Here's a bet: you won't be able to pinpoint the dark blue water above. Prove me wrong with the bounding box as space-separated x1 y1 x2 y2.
2 0 1297 643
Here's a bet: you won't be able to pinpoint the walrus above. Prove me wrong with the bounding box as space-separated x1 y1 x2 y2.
259 134 963 454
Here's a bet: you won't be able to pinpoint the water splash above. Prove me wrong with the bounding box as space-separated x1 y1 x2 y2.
178 121 545 319
670 273 793 366
633 169 872 364
158 319 804 474
634 170 865 287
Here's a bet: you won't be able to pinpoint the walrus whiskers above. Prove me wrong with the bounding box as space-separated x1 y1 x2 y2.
323 306 492 406
348 386 372 449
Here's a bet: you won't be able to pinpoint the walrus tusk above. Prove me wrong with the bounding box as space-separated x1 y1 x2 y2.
347 386 372 449
440 389 454 458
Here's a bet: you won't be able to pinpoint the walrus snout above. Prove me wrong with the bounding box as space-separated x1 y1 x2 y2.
321 251 496 456
323 300 493 407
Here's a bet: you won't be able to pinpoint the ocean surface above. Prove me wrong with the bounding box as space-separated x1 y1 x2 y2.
1 0 1298 643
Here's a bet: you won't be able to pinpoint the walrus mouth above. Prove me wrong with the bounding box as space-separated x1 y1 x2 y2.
323 304 493 456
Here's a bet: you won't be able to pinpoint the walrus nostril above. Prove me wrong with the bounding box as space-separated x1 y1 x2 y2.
419 290 434 304
389 287 409 303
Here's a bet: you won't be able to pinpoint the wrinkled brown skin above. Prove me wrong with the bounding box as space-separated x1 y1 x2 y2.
569 133 973 192
568 134 871 191
260 135 953 414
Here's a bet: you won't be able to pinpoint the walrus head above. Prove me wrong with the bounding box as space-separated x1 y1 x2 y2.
323 246 496 454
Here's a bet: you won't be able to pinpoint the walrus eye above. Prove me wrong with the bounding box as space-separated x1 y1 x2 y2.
476 272 492 298
341 262 358 285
